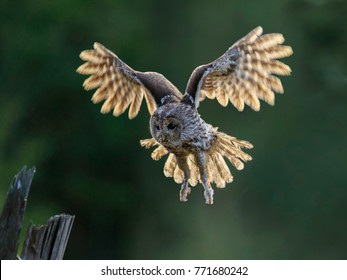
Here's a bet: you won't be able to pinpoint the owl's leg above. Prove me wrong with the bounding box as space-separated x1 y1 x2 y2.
177 156 191 202
195 152 214 205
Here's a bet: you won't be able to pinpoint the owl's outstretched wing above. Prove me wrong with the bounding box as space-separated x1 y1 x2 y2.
77 43 182 119
185 26 293 110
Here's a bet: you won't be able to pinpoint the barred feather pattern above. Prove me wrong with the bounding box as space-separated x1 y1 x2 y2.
77 42 156 119
140 129 253 188
199 26 293 111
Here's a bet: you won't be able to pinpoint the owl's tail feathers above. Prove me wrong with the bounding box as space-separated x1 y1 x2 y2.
140 133 253 189
140 138 168 160
206 131 253 188
140 138 187 184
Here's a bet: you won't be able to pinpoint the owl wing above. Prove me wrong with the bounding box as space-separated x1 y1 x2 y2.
185 26 293 111
77 43 182 119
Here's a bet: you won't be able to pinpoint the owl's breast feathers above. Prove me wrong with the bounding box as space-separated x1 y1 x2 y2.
181 121 217 153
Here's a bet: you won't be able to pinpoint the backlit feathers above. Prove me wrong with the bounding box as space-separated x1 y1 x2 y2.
77 42 156 119
193 26 293 111
140 129 253 189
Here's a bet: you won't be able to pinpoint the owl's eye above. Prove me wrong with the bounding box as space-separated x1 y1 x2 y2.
167 123 176 130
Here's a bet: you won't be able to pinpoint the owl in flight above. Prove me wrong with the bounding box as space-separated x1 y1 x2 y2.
77 26 292 205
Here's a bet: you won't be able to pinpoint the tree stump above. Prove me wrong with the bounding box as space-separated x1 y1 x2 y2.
0 166 74 260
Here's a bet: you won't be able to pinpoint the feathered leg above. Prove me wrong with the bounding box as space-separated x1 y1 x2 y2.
176 156 191 202
195 152 214 205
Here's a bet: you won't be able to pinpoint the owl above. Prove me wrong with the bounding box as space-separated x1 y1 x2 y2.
77 26 293 205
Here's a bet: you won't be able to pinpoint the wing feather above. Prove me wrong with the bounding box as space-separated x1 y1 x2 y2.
77 43 182 119
128 87 144 119
186 26 293 111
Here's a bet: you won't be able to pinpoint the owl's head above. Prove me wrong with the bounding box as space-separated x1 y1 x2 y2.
150 109 182 149
150 103 196 150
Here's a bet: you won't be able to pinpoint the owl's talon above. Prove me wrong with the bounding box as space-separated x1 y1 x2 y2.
180 185 191 202
204 188 214 205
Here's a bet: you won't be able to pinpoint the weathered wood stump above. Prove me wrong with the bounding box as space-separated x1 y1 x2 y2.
21 214 75 260
0 166 74 260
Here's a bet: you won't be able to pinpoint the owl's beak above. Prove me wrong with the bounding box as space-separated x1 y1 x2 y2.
159 135 168 143
159 135 166 142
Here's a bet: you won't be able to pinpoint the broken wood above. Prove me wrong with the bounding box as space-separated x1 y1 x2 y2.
21 214 75 260
0 166 74 260
0 166 35 260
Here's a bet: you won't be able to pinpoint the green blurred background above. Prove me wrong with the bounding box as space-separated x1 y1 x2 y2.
1 0 347 259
